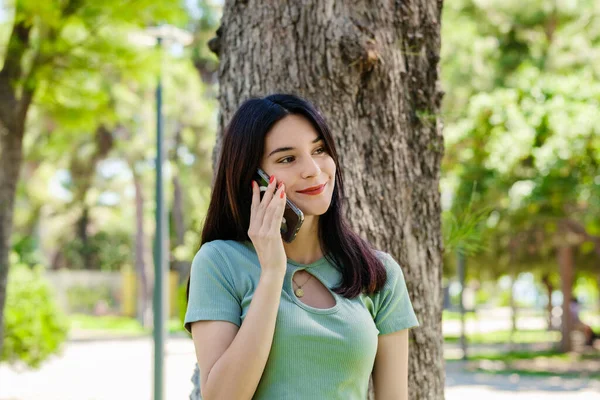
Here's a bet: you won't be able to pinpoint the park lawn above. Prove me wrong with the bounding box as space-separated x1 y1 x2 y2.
69 314 186 335
466 367 600 380
450 350 600 380
442 310 477 321
444 329 561 344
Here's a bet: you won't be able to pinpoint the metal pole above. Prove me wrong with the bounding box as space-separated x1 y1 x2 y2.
153 36 168 400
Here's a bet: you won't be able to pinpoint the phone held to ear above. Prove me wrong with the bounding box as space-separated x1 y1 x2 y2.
255 168 304 243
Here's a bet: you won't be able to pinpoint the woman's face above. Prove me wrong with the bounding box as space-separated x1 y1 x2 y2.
260 114 336 217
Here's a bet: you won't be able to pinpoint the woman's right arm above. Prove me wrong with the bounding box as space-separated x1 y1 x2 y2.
192 270 285 400
193 176 288 400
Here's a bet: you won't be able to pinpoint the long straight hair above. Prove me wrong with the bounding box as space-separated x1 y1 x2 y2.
186 94 387 300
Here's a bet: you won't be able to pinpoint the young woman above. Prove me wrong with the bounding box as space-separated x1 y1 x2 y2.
184 94 419 399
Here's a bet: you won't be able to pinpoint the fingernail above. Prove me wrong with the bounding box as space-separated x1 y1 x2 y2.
269 175 275 184
251 181 255 189
280 190 285 199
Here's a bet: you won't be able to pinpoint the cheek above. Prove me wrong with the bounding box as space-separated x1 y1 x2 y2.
265 167 290 183
324 157 336 177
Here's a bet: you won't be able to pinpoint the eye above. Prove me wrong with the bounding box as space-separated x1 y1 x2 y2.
278 156 295 164
277 147 325 164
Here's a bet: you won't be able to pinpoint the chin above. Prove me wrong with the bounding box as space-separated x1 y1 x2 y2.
295 197 333 217
302 205 330 217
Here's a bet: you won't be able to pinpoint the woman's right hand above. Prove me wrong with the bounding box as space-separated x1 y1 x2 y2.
248 175 288 277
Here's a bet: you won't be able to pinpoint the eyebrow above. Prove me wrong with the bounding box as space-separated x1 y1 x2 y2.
267 135 324 158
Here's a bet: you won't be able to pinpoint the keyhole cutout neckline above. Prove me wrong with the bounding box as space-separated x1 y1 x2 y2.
241 240 339 313
289 268 339 313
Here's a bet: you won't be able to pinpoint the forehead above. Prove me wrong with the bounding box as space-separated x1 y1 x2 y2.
264 114 320 148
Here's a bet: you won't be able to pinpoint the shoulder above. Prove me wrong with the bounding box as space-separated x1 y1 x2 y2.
192 239 257 274
373 250 407 287
193 240 250 269
196 239 248 256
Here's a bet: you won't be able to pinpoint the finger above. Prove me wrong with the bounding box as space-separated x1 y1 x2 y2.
258 175 278 213
249 180 260 229
271 185 287 234
264 183 286 233
254 176 276 228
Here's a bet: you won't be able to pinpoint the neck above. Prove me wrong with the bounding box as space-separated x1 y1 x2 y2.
283 215 323 264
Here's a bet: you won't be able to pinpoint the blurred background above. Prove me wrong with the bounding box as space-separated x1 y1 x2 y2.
0 0 598 399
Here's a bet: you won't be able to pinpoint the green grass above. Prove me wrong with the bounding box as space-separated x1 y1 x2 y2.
469 368 600 380
447 349 600 380
461 349 600 362
465 349 566 361
444 329 561 344
69 314 187 335
70 314 146 334
443 310 477 321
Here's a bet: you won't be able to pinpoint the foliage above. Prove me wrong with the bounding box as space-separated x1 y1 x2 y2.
60 230 132 271
66 285 116 314
2 256 69 369
440 0 600 281
3 0 218 275
177 282 190 336
442 186 493 256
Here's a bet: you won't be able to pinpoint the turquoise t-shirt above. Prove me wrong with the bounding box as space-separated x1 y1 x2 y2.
184 239 419 399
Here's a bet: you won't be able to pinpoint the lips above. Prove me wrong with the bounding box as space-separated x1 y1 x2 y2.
297 183 326 195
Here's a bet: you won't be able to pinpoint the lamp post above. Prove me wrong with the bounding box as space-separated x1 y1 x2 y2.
129 25 193 400
153 33 168 400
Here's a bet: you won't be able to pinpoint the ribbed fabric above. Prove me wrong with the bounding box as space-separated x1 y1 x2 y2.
184 240 419 399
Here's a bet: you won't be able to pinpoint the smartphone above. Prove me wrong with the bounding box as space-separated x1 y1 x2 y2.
255 168 304 243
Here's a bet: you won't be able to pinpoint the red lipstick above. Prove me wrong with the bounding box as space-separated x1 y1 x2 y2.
297 183 326 195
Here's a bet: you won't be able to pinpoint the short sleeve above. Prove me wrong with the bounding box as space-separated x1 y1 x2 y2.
372 252 419 335
184 242 242 333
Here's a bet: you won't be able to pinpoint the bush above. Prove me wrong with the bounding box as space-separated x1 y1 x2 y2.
61 230 132 272
2 261 69 369
177 282 191 337
66 284 115 314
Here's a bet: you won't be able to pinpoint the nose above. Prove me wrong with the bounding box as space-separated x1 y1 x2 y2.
301 155 322 179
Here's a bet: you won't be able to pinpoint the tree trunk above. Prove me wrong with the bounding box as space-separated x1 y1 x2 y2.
558 244 574 352
76 206 91 268
170 124 190 285
541 274 553 330
597 272 600 313
0 14 35 359
508 269 518 351
457 250 468 359
193 1 446 398
0 119 26 358
133 171 152 328
69 124 114 270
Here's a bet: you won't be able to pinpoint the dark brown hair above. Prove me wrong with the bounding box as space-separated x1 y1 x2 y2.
187 94 387 300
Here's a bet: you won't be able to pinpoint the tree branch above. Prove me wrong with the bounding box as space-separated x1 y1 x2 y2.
563 218 600 259
0 18 32 125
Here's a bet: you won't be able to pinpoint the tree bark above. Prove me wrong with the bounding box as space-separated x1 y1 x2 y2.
0 15 35 359
192 1 446 398
0 118 25 358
